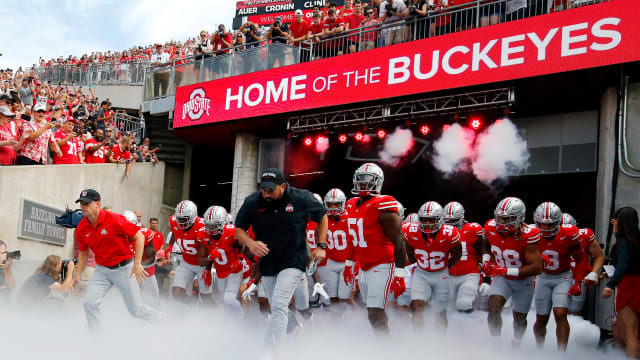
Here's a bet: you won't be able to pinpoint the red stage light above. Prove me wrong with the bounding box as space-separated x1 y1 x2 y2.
470 118 482 130
376 129 386 139
442 124 450 131
338 134 348 143
354 132 364 141
495 119 503 125
362 134 371 144
420 125 430 135
303 137 313 146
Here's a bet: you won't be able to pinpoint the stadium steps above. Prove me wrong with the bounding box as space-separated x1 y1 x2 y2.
145 116 186 164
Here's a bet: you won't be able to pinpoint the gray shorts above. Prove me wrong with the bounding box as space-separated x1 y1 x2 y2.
534 270 573 315
173 262 212 294
292 272 310 311
449 273 480 311
489 276 534 314
318 259 352 300
360 262 393 309
411 267 450 312
568 282 587 313
216 271 243 296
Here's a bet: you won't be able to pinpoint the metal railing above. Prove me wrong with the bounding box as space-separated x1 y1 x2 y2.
28 60 149 86
113 112 145 142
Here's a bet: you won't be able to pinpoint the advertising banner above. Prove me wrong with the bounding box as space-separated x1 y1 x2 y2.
176 0 640 128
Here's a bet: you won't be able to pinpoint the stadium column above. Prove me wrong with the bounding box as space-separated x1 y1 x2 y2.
230 132 258 217
595 87 617 246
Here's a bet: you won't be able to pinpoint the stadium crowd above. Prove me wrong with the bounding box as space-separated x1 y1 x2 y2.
0 69 159 167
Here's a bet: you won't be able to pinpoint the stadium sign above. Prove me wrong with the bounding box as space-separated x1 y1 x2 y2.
234 0 346 26
18 198 67 246
175 0 640 128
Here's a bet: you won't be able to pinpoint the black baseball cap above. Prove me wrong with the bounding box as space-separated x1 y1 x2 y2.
0 94 11 101
259 168 285 190
75 189 101 203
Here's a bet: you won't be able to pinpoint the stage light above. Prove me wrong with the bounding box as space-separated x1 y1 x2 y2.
470 118 482 130
362 134 371 144
338 134 348 143
420 125 430 135
315 135 329 153
442 124 450 131
495 119 504 125
376 129 386 139
303 136 313 146
354 132 364 142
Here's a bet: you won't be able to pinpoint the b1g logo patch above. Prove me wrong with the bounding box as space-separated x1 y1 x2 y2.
182 88 211 120
286 204 294 213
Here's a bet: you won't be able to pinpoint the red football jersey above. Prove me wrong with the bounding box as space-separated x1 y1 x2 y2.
198 225 241 278
403 223 460 272
139 227 158 276
345 195 399 271
169 215 205 266
110 143 131 161
84 139 108 163
484 220 541 280
326 215 350 263
571 227 596 276
52 130 79 164
537 224 581 274
449 222 484 276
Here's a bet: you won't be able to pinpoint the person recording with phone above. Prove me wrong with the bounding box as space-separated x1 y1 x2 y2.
18 255 75 307
53 117 79 164
0 240 17 299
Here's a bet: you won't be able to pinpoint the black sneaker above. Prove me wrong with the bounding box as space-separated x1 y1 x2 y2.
309 300 321 308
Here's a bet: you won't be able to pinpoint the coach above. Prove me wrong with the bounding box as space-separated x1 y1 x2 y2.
72 189 163 330
235 168 328 349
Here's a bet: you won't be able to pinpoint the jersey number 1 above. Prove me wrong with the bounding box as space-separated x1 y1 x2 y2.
348 218 367 248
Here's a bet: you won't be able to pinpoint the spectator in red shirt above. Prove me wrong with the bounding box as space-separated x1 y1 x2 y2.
84 129 112 164
213 24 234 78
72 189 164 330
307 12 326 59
17 104 62 165
52 118 79 164
0 106 20 165
344 0 366 53
110 135 133 178
323 8 346 57
289 10 311 62
361 6 382 51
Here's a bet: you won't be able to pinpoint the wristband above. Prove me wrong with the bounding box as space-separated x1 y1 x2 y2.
506 268 519 277
482 254 491 263
345 260 354 267
393 267 406 277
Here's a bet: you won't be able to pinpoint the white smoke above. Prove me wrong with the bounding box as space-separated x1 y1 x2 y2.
379 127 415 167
432 123 476 174
472 119 529 184
315 136 330 153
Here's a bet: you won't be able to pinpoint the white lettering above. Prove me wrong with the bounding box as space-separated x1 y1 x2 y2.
561 22 588 57
590 17 621 51
527 28 558 61
313 76 326 92
265 78 288 104
244 83 265 107
369 67 381 83
414 51 440 79
472 41 497 71
343 71 354 87
388 56 411 85
266 3 294 12
442 46 469 75
501 35 525 66
327 74 338 90
291 75 306 100
226 86 244 110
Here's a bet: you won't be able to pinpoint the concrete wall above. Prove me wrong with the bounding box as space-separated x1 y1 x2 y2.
595 87 617 246
230 133 258 216
93 85 143 110
0 162 165 261
614 81 640 220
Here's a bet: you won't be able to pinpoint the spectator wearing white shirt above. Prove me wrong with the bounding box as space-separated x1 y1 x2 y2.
380 0 407 46
149 44 171 98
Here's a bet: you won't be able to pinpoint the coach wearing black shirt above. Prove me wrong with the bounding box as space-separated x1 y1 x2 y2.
236 168 327 350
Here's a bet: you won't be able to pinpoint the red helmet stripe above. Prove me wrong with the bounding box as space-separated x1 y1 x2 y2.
365 164 370 172
332 189 336 201
545 202 550 219
179 202 185 214
448 204 453 217
501 198 511 213
426 202 432 214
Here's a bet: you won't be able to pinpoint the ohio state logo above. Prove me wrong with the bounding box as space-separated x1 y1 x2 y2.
286 204 294 213
182 88 211 120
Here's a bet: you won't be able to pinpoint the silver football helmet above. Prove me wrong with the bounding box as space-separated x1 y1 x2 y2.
203 206 227 236
534 202 563 238
404 213 419 224
562 212 577 226
313 193 323 204
324 188 346 216
418 201 444 234
226 213 234 225
175 200 198 230
494 197 526 233
122 210 139 226
352 163 384 196
443 201 465 229
397 201 405 219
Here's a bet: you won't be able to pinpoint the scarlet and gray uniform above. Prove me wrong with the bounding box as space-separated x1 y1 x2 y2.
448 222 484 311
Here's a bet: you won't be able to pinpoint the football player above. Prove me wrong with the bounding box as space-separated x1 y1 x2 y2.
343 163 408 334
562 213 605 315
123 210 160 305
164 200 211 304
532 202 584 351
404 201 462 331
306 193 326 309
484 197 542 345
198 206 244 312
317 189 353 307
404 213 419 225
443 202 490 313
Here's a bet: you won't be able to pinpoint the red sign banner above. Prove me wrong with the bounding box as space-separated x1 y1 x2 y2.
174 0 640 128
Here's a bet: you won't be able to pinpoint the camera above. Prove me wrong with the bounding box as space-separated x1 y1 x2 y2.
3 250 21 265
55 207 85 229
60 257 77 281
